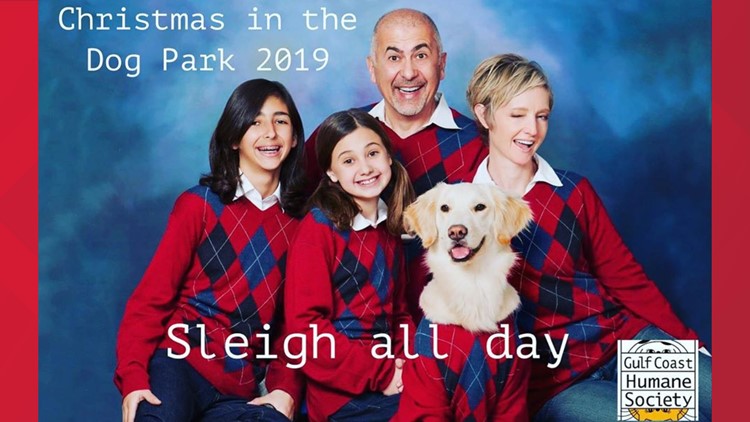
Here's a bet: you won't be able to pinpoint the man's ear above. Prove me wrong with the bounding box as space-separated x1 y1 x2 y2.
492 187 533 245
403 185 442 248
366 56 376 84
439 52 447 81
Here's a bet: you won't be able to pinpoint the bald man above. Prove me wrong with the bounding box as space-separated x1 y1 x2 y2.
304 8 488 324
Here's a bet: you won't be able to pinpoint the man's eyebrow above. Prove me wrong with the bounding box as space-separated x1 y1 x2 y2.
383 43 431 55
411 43 430 52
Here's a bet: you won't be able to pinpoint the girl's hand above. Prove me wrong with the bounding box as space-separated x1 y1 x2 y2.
249 389 295 420
382 358 405 396
122 389 161 422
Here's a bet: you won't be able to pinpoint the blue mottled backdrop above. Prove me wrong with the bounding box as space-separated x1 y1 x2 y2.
39 1 711 420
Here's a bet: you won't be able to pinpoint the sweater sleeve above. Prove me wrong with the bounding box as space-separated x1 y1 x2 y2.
580 178 699 342
284 219 397 396
113 192 204 397
394 355 453 421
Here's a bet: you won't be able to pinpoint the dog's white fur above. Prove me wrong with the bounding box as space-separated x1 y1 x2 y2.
404 183 533 333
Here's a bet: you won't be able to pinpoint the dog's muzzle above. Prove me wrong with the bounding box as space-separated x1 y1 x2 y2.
449 236 485 262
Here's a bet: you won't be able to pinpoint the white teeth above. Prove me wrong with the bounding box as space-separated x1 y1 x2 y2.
399 87 419 93
357 177 377 185
515 140 533 147
258 146 280 152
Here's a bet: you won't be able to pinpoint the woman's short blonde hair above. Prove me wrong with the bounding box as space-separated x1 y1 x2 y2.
466 53 553 141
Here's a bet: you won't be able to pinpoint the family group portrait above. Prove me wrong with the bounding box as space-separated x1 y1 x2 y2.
38 1 712 421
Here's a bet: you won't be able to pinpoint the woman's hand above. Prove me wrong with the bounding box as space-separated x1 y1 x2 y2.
122 389 161 422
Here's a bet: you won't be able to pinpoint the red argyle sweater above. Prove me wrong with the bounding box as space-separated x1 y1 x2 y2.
511 171 699 413
304 105 488 324
395 318 530 422
114 185 302 403
284 208 414 421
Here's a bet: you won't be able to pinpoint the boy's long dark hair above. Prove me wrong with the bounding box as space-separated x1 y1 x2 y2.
199 79 307 217
308 109 414 236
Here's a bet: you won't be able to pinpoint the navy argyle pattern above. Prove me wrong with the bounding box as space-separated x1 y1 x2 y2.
508 171 644 405
386 112 485 197
408 318 522 421
165 185 299 394
308 208 402 341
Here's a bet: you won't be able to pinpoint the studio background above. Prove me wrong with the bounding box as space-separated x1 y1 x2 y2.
39 1 711 420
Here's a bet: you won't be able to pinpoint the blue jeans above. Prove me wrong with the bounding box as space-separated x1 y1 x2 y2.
533 325 712 421
135 349 289 422
328 392 400 422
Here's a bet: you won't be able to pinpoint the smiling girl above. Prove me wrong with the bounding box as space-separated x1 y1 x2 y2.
115 79 307 422
284 109 415 421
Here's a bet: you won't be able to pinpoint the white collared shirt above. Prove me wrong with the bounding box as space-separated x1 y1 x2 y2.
472 154 563 195
351 198 388 231
368 92 460 131
233 172 281 210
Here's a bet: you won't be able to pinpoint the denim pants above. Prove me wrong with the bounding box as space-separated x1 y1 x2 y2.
328 392 400 422
135 349 289 422
533 325 712 422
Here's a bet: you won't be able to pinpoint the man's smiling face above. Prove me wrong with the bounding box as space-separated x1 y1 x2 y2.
367 17 446 124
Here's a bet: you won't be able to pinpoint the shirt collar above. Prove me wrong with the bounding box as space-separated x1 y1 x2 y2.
472 154 563 195
368 92 460 131
233 171 282 210
351 198 389 231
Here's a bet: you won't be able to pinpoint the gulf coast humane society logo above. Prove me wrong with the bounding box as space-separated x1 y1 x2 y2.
617 339 699 421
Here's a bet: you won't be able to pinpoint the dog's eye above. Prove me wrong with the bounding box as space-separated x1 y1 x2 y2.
440 204 450 212
474 203 486 212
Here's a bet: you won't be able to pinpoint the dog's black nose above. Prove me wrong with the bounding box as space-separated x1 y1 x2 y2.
448 224 467 241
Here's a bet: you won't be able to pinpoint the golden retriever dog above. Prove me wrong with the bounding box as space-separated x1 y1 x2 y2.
394 182 534 421
403 182 533 332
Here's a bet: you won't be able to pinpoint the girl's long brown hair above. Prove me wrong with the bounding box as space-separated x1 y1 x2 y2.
308 109 414 236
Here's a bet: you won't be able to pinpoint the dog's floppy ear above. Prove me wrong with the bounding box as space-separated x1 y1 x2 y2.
491 188 533 245
403 184 441 248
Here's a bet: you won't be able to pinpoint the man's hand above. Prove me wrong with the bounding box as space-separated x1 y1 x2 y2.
249 389 295 420
122 389 161 422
